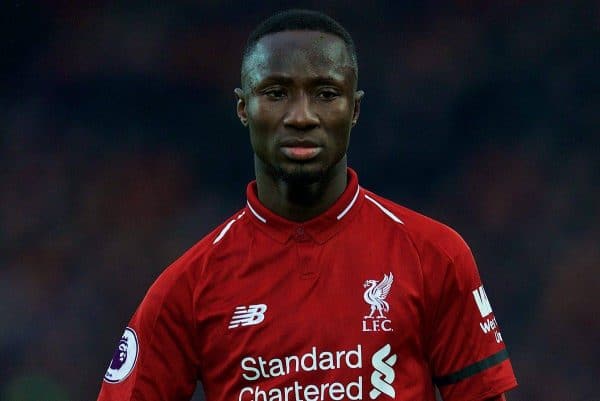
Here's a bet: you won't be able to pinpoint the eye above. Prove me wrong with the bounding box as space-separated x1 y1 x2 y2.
316 89 340 101
263 87 287 99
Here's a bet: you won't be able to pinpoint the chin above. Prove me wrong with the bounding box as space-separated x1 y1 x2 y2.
276 164 327 185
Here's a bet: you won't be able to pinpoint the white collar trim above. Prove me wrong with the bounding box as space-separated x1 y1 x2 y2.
246 201 267 223
336 186 361 220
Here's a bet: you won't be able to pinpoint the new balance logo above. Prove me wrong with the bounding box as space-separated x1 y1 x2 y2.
370 344 397 399
472 285 493 317
228 304 267 329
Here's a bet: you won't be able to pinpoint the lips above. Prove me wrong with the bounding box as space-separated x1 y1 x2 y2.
280 146 322 160
279 138 323 161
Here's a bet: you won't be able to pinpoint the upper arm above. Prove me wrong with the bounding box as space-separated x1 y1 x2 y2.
97 267 200 401
426 244 517 401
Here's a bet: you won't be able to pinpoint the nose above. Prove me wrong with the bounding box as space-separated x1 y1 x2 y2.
283 92 319 130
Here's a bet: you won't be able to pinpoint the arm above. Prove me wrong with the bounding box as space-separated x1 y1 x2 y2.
425 238 517 401
97 264 199 401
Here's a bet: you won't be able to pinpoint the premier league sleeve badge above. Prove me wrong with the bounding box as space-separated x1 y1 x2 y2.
103 327 139 383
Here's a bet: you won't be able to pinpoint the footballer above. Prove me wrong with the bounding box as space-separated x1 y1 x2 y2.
97 9 517 401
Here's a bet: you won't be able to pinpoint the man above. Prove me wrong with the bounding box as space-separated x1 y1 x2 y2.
97 9 517 401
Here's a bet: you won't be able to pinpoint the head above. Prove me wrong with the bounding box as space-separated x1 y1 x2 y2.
235 9 364 184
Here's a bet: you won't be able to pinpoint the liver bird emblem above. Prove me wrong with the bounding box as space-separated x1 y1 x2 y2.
363 273 394 318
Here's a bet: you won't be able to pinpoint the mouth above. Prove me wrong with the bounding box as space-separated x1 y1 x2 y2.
279 138 323 161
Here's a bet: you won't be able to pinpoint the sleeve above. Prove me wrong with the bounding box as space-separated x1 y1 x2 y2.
97 265 200 401
426 245 517 401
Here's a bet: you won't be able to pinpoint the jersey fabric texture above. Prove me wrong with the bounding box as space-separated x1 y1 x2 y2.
97 168 517 401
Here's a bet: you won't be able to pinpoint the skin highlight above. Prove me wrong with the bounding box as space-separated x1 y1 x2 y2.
235 30 364 222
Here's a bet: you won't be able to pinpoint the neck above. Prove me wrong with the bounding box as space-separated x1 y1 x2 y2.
255 157 348 222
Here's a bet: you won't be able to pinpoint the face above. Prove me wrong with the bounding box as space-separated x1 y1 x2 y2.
236 30 363 184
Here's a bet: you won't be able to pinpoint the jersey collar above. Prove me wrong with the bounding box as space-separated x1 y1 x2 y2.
245 168 364 244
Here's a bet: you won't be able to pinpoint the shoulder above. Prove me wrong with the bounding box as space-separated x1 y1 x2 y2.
361 189 482 307
147 208 251 294
361 189 471 263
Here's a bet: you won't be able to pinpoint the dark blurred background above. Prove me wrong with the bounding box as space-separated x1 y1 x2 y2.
2 1 598 400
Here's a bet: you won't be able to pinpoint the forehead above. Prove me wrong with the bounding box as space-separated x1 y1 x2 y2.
243 30 354 86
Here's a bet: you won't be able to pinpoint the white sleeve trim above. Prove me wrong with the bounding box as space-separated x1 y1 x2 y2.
364 194 404 224
213 211 246 244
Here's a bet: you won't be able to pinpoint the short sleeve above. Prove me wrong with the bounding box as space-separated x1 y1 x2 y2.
97 266 199 401
427 247 517 401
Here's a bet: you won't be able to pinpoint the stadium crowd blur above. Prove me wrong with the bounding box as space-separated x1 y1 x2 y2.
2 1 598 400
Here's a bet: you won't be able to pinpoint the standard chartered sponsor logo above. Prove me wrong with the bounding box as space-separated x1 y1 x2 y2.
239 380 362 401
241 346 362 381
238 344 397 401
369 344 396 399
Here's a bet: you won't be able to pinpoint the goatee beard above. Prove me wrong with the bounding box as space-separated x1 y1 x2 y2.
277 170 324 185
274 165 325 185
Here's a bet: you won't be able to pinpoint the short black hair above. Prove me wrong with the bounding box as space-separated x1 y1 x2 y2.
241 9 358 87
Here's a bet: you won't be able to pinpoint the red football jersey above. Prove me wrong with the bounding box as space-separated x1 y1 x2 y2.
97 169 517 401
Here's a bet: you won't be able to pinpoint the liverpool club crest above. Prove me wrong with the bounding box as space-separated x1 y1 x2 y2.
362 273 394 332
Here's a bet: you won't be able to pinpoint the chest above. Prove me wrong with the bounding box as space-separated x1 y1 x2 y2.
195 235 437 401
198 234 425 363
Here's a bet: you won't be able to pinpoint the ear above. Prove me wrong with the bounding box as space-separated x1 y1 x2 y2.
234 88 248 127
351 90 365 127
